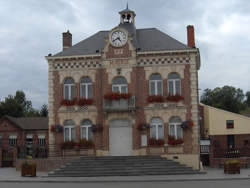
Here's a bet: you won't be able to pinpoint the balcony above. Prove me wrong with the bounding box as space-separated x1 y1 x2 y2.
103 96 136 112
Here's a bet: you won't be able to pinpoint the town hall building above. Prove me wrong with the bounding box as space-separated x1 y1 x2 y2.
46 6 201 169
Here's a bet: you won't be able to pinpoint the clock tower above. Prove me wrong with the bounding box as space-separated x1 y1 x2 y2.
119 3 136 24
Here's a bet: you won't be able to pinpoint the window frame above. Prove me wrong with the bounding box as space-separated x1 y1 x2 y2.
149 74 163 96
150 118 164 140
168 73 181 95
81 120 93 141
9 135 17 147
169 117 183 139
80 77 93 99
63 78 75 100
112 77 128 93
64 125 75 142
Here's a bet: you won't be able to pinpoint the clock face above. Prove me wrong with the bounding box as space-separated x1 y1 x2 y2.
110 30 127 47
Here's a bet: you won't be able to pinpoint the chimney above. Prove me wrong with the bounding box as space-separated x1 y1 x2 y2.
62 30 72 51
187 25 195 48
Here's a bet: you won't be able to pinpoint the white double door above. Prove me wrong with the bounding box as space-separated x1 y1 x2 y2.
109 119 132 156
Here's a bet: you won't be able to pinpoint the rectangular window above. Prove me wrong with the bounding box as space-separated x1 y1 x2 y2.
150 82 155 95
169 124 183 139
64 85 69 99
38 135 46 147
150 125 156 138
226 120 234 129
175 80 181 95
9 135 17 146
158 124 164 139
71 85 75 100
81 127 87 139
88 85 92 98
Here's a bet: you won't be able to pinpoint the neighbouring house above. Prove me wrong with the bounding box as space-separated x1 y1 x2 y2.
45 6 201 169
199 104 250 167
0 116 48 167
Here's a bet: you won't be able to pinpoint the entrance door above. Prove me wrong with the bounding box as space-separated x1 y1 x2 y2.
109 119 132 156
227 135 235 149
2 149 13 167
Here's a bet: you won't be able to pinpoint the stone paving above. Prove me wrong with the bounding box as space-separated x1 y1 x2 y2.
0 167 250 182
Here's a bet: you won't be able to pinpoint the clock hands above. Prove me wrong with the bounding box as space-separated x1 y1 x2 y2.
112 37 121 43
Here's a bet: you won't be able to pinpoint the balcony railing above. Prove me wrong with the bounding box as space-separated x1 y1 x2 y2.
103 96 136 112
213 148 250 158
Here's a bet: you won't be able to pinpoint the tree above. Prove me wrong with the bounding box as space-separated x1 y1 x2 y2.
0 95 24 117
245 91 250 107
40 104 48 117
200 86 245 113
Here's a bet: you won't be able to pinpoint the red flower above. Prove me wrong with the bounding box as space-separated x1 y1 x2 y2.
168 136 184 145
148 138 165 146
147 95 164 103
104 92 132 100
78 98 93 106
166 94 184 102
60 98 77 106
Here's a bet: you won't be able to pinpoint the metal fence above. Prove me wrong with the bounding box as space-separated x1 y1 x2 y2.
213 148 250 158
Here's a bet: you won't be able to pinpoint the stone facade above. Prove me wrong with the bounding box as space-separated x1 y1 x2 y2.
46 9 201 169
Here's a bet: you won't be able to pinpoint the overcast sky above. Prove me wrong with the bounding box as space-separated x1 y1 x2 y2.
1 0 250 109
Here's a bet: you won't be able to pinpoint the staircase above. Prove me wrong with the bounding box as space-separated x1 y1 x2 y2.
48 156 204 177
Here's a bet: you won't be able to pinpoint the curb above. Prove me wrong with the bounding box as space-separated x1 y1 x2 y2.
0 177 250 183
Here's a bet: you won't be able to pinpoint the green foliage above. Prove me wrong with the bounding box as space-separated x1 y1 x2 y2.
40 104 48 117
200 86 245 113
0 90 48 118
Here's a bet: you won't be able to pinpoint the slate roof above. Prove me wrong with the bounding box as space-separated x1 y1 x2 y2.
53 24 191 57
2 116 48 130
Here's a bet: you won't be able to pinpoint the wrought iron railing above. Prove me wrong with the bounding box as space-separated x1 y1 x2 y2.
213 148 250 158
17 146 48 159
103 96 136 112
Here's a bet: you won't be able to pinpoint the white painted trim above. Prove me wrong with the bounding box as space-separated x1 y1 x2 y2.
168 79 181 95
169 122 183 139
149 80 163 96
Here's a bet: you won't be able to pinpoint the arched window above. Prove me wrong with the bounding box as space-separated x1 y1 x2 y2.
168 73 181 95
112 76 128 93
64 77 75 100
64 120 76 141
149 74 163 95
80 77 93 99
81 120 93 141
150 117 164 140
169 116 182 139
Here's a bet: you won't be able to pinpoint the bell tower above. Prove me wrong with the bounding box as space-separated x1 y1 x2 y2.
119 3 136 25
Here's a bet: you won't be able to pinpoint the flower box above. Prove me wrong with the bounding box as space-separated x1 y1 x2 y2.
77 139 94 149
104 92 131 100
147 95 164 103
148 138 165 146
224 160 240 174
78 98 93 106
181 120 194 129
21 161 36 177
166 95 184 102
61 141 76 150
60 98 77 106
137 123 150 131
50 124 63 132
168 136 184 146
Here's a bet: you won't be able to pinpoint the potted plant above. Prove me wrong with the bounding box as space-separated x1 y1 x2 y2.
181 120 194 129
148 138 165 146
78 98 94 106
50 124 63 133
224 160 240 174
21 161 36 177
60 98 77 106
168 136 184 146
91 124 103 132
147 95 165 103
137 123 150 131
166 94 184 102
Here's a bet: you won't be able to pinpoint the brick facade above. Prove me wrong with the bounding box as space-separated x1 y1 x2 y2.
46 9 201 169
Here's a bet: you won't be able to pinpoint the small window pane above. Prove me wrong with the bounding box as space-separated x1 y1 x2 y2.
88 128 93 141
150 125 156 138
157 81 162 95
112 77 127 84
150 82 155 95
168 73 180 79
64 86 69 99
177 125 182 139
88 85 92 98
150 74 162 80
158 124 164 139
65 128 69 141
81 127 87 139
168 81 174 95
176 80 181 95
169 125 175 137
121 86 127 94
71 127 75 141
71 85 75 99
113 86 119 92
